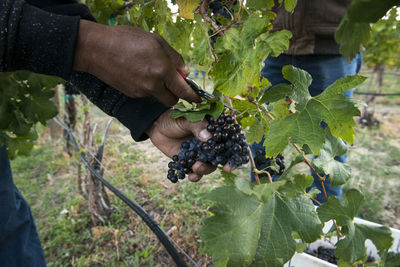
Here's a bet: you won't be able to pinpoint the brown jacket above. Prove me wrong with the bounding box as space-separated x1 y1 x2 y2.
272 0 353 54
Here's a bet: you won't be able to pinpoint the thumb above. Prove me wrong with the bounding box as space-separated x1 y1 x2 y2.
179 119 211 142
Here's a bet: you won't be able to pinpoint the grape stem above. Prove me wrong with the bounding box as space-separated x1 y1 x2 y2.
247 96 275 121
226 96 263 185
292 143 342 238
208 0 244 38
306 194 322 206
253 169 273 183
199 0 222 35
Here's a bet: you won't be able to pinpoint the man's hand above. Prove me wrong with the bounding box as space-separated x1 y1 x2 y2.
146 110 218 182
73 20 200 106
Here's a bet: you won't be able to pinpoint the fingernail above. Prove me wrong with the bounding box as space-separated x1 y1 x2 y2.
199 129 211 140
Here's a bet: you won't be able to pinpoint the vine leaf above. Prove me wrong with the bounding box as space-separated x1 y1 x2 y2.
335 15 371 61
192 15 214 67
247 0 275 11
336 223 393 263
245 119 266 144
317 189 393 263
269 98 293 119
200 178 323 267
279 0 298 12
171 101 223 122
279 174 314 197
259 30 293 57
212 13 291 97
384 252 400 267
312 130 350 186
175 0 199 19
317 189 363 225
347 0 400 23
0 71 61 158
262 66 365 157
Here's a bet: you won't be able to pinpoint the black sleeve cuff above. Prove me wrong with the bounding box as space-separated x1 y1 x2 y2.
11 3 80 80
67 71 168 142
115 97 169 142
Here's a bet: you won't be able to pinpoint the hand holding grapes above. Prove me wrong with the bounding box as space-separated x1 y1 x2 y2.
147 109 250 183
145 110 218 182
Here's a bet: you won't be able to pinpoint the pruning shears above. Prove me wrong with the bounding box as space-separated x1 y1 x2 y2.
178 71 234 110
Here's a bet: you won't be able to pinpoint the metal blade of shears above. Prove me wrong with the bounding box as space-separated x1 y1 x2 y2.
178 72 233 110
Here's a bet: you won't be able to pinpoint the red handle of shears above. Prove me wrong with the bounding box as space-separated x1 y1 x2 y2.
178 71 187 79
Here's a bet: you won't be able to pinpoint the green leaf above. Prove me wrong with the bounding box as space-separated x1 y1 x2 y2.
247 0 275 11
280 154 303 178
317 189 363 226
279 174 314 197
335 15 371 60
317 189 392 263
259 30 292 57
384 252 400 267
263 109 325 157
245 119 266 144
295 242 307 253
347 0 400 23
263 68 364 157
176 0 199 19
232 98 255 113
269 98 292 119
200 179 323 267
239 116 258 128
212 13 273 97
281 65 312 110
337 259 354 267
171 101 223 122
283 0 297 12
192 17 214 66
0 97 13 129
335 223 393 263
220 170 237 185
259 83 291 104
312 131 351 186
171 109 206 121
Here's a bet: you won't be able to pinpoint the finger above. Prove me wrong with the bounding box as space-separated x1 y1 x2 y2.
177 119 211 142
192 161 216 176
223 163 236 173
155 34 190 75
164 70 201 103
154 84 179 106
187 173 202 182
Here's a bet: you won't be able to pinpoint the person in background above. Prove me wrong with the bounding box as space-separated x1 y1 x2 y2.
0 0 218 266
251 0 363 203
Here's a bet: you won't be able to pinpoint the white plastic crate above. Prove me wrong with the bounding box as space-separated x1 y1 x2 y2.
284 217 400 266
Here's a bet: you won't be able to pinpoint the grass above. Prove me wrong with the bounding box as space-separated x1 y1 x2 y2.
345 68 400 227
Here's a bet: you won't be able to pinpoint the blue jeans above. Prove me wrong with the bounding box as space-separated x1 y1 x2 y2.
0 146 46 266
251 54 362 203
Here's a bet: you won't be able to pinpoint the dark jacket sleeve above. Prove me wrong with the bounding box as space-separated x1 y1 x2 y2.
0 0 168 141
0 0 79 79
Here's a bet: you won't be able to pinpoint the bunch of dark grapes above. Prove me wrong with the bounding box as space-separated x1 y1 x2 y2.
253 148 285 178
305 247 338 265
167 113 249 183
208 0 232 19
